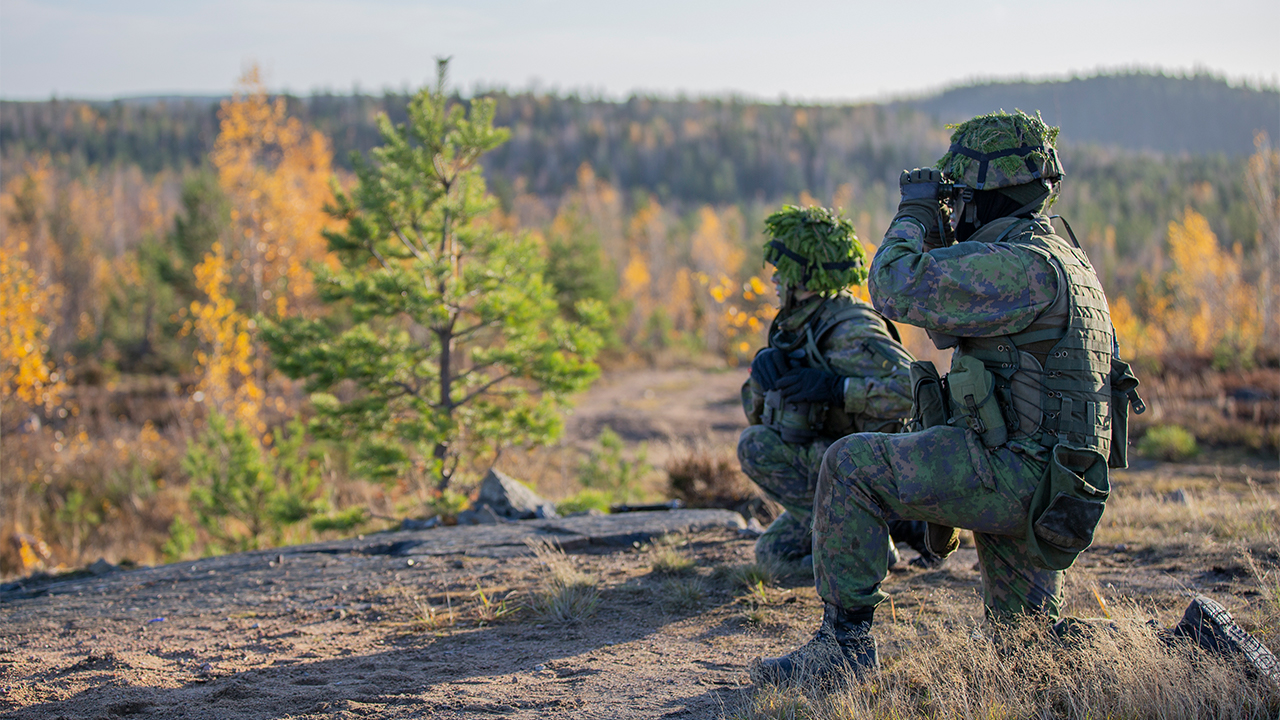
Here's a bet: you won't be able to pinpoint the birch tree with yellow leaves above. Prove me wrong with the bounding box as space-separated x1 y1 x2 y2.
0 244 64 423
210 65 335 321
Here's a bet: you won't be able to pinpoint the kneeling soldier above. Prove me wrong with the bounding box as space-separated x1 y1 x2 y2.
738 205 943 572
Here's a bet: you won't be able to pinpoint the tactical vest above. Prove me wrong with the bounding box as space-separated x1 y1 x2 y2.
947 216 1113 458
761 295 913 442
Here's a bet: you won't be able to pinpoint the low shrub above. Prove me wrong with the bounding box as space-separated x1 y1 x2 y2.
1137 424 1199 462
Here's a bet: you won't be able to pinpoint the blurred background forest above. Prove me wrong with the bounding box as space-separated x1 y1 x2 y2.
2 68 1277 577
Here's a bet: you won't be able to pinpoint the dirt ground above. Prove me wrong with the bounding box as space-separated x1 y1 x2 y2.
2 367 1277 719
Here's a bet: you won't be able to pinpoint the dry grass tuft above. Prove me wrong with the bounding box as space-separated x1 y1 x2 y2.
732 608 1280 720
398 588 456 632
741 579 776 626
660 576 707 611
472 583 516 626
716 559 788 591
649 534 697 575
524 538 600 623
1243 552 1280 646
1096 485 1280 549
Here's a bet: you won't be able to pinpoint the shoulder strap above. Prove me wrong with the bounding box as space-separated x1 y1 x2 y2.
812 299 901 343
804 299 912 373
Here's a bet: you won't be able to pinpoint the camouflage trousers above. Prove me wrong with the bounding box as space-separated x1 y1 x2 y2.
813 426 1063 620
737 425 923 567
737 425 830 564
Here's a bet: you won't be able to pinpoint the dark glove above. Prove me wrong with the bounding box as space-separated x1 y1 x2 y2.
750 348 791 391
897 168 953 250
775 368 844 404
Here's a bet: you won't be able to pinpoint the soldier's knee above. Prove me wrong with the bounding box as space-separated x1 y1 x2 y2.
819 434 875 481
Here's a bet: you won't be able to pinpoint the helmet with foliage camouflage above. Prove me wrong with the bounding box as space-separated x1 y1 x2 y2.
762 205 867 294
935 110 1063 191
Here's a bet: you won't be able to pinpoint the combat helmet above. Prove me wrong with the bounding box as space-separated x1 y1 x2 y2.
762 205 867 295
936 110 1063 192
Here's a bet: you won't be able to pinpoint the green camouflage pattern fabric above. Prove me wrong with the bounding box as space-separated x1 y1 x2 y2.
742 293 913 428
808 208 1094 620
868 217 1060 338
936 110 1063 191
739 292 913 564
812 429 1063 619
738 426 830 562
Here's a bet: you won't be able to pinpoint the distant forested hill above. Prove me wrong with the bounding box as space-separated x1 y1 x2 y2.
896 71 1279 156
0 91 943 204
4 71 1273 178
0 72 1272 236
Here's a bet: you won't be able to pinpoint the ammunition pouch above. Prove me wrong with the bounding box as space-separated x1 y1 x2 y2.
1026 444 1110 571
762 390 830 444
947 354 1008 448
908 360 962 560
908 360 950 431
1107 357 1145 469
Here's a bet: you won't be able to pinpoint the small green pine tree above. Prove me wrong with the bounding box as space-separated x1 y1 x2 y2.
262 60 602 492
182 411 324 552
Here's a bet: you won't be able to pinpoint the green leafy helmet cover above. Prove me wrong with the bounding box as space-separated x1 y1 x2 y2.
936 110 1064 191
762 205 867 294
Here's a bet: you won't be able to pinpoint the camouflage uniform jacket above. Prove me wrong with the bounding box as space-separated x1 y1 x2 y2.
741 292 913 438
869 213 1088 458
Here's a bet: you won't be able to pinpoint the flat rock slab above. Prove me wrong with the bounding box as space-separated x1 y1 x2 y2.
0 509 745 601
0 509 762 720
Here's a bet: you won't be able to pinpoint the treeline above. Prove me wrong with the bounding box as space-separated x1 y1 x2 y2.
0 91 940 205
5 70 1275 199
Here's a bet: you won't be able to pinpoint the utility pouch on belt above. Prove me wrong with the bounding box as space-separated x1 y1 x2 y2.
1107 357 1145 469
909 360 961 560
947 355 1007 448
1026 444 1109 571
762 390 828 444
909 360 950 431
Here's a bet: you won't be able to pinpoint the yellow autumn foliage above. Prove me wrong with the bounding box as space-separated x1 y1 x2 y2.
211 64 335 319
186 243 263 432
0 242 63 413
1139 208 1263 362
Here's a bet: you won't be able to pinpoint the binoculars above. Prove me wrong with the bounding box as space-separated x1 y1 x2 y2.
899 170 972 205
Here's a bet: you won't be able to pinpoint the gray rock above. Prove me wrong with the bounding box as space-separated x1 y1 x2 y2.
86 559 116 576
457 504 504 526
1164 488 1190 504
400 516 441 531
475 469 559 520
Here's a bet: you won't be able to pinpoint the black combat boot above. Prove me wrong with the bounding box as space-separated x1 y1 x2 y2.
1172 594 1279 685
749 604 878 685
888 520 948 569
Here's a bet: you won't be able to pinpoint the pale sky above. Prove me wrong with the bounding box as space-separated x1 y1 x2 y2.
1 0 1277 101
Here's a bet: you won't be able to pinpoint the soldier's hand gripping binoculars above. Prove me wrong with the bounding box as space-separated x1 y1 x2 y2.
898 167 972 205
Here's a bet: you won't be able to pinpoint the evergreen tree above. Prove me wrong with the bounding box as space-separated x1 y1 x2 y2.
262 61 602 492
